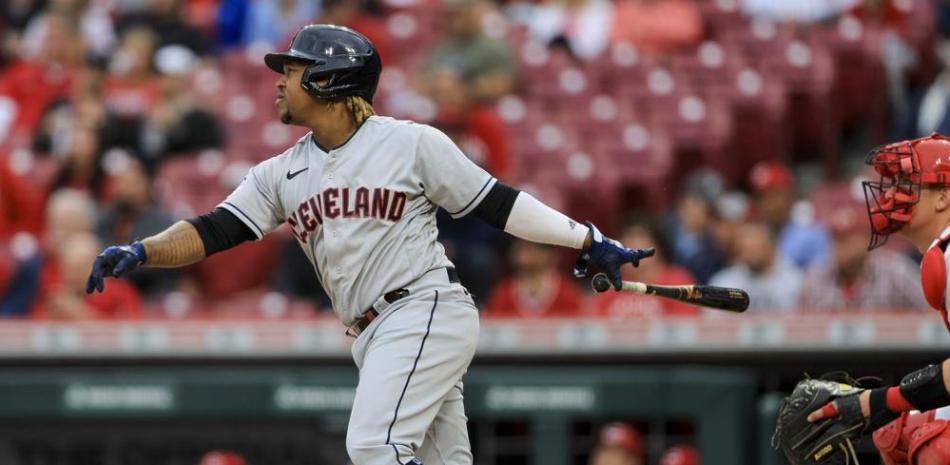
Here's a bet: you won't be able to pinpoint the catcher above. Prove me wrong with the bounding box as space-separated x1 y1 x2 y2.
774 133 950 465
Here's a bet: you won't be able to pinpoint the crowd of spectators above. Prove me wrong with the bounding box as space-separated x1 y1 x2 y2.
0 0 947 320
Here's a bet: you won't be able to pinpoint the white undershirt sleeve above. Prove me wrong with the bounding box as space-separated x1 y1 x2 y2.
503 192 590 249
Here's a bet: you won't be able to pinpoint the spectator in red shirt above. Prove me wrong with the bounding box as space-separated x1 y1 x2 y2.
0 152 43 238
0 9 80 138
591 218 698 318
484 239 583 317
33 231 143 320
105 26 161 118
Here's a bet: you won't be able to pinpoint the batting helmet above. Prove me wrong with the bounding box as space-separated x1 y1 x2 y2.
265 24 382 104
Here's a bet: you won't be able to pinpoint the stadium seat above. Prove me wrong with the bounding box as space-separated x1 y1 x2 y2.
703 67 788 168
698 0 746 38
593 122 674 213
760 39 838 170
812 16 887 138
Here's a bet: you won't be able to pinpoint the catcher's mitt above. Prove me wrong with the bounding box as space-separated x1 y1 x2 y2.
772 378 872 465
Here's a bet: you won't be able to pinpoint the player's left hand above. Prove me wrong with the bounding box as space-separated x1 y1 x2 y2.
773 377 899 465
86 242 147 294
807 389 872 423
572 222 654 290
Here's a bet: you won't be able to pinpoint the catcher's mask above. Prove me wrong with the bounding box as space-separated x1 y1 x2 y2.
863 133 950 250
264 24 382 104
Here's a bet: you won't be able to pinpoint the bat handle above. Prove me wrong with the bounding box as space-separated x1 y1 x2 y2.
620 281 648 294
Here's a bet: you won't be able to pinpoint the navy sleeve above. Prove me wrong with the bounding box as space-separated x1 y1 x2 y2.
472 182 520 229
186 207 257 256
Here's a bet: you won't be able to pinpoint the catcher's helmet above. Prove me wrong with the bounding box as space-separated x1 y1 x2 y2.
863 133 950 249
265 24 382 104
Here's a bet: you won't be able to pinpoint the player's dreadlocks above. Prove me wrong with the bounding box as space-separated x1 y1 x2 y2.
346 96 375 125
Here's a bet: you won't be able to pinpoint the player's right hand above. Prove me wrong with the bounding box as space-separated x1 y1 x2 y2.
85 242 147 294
572 222 654 290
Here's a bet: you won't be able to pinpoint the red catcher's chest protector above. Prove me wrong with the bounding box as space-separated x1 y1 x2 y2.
921 231 950 333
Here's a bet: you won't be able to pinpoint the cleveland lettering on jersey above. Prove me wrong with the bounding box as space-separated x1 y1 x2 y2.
287 187 408 242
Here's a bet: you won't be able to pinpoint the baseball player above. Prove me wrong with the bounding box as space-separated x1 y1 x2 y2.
776 134 950 465
85 24 653 465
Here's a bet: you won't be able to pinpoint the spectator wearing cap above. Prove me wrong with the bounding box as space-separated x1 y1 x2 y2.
422 0 516 103
661 171 727 284
96 156 178 298
661 445 699 465
709 220 804 311
589 421 645 465
138 44 223 166
748 161 831 269
799 203 924 311
591 217 697 318
484 238 583 317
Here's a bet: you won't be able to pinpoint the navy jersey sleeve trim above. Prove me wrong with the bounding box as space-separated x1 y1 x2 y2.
472 181 520 229
186 207 257 256
448 177 494 217
221 201 265 238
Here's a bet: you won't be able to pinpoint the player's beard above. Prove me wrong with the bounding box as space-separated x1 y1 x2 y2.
279 108 293 124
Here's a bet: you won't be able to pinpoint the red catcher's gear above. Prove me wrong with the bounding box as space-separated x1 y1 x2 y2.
874 411 937 465
863 133 950 250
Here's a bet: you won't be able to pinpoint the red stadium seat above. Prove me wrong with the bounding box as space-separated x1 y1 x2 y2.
760 39 838 170
812 16 887 139
670 41 748 89
593 122 674 213
703 67 789 168
698 0 746 37
642 93 736 183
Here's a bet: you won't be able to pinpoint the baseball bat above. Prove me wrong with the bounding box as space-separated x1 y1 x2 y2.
590 273 750 312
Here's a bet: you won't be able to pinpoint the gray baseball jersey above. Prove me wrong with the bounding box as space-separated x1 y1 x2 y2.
219 115 495 323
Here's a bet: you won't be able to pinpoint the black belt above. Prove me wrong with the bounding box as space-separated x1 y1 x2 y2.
350 267 459 336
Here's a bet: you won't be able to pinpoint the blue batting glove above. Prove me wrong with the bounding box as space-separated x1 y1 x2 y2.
85 242 147 294
573 222 655 290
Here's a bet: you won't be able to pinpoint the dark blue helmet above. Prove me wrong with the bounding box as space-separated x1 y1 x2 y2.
265 24 382 104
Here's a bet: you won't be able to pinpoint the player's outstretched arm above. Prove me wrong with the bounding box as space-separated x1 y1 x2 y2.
87 207 256 293
85 221 205 294
140 220 206 267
